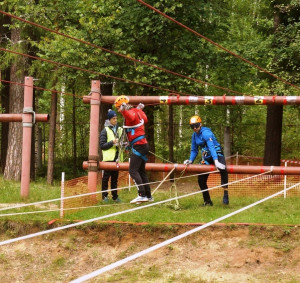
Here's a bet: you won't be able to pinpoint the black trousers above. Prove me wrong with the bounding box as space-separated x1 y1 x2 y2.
102 169 119 200
198 155 228 202
129 143 151 198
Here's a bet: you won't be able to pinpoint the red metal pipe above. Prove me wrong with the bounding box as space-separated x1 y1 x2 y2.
21 77 33 198
83 95 300 106
0 114 49 122
87 80 101 199
82 161 300 175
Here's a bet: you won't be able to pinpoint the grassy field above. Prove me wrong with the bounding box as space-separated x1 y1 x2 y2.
0 176 299 226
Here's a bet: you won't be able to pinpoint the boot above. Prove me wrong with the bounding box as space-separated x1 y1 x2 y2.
223 190 229 205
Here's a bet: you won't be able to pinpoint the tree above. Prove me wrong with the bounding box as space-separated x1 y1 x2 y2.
4 27 26 181
264 0 299 165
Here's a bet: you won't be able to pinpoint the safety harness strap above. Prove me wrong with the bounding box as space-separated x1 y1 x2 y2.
132 148 148 161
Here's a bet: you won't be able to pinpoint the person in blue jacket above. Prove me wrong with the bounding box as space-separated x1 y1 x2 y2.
184 115 229 206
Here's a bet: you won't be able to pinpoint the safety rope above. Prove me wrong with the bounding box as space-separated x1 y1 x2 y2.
70 181 300 283
0 171 273 247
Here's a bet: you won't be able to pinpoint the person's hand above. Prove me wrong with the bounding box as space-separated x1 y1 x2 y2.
214 160 226 170
119 103 127 111
137 103 144 110
114 138 119 146
184 160 192 165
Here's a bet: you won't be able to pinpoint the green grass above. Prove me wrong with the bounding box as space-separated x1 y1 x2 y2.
0 176 299 226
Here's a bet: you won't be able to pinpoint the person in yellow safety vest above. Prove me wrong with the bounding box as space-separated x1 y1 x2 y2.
100 109 123 203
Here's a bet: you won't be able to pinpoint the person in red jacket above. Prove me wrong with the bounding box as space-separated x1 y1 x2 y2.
115 96 153 204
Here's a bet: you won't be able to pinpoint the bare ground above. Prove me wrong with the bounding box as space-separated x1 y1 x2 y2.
0 223 299 283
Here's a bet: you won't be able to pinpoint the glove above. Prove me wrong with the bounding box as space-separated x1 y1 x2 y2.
119 102 127 111
137 103 144 110
214 160 226 170
184 160 192 165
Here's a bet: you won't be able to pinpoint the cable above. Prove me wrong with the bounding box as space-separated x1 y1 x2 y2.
136 0 300 92
0 171 272 246
0 78 84 100
70 181 300 282
0 170 212 213
0 10 248 96
0 47 194 96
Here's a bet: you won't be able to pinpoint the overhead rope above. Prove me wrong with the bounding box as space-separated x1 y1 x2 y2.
0 171 272 247
0 78 84 100
136 0 300 92
70 181 300 283
0 47 193 96
0 10 249 96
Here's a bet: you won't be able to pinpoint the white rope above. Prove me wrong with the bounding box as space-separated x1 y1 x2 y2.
0 170 216 213
0 203 130 218
0 171 271 247
152 167 176 195
71 181 300 283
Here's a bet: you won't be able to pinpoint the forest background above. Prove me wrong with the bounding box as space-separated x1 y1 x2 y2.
0 0 299 184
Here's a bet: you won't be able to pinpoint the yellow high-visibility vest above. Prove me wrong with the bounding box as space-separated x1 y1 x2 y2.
102 126 123 161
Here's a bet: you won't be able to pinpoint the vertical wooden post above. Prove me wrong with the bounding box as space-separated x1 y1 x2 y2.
87 80 101 200
21 77 34 198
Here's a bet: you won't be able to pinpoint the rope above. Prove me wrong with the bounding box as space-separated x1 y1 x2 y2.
151 167 176 195
136 0 300 91
0 171 272 247
0 169 216 213
0 10 249 96
0 47 191 96
70 181 300 283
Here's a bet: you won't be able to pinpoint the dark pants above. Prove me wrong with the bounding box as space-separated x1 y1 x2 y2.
198 155 228 202
129 143 151 198
102 170 119 200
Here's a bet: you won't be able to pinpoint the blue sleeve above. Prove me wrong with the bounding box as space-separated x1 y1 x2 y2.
189 133 198 162
202 129 218 160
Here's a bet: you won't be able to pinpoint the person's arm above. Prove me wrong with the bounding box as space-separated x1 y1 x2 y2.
100 128 114 150
189 133 198 163
121 108 136 123
202 129 226 170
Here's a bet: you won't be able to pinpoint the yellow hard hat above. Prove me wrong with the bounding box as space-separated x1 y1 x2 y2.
189 115 202 124
114 95 129 108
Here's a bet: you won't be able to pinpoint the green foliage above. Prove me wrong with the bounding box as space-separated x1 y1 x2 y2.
1 0 299 179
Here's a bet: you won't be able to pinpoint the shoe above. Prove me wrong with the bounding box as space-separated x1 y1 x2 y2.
103 197 109 203
202 200 213 206
223 193 229 205
130 196 149 204
147 196 154 202
114 197 121 203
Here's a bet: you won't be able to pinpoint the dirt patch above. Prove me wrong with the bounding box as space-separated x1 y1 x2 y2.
0 223 299 282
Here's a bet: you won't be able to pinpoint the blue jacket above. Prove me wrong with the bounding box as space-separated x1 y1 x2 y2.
189 126 222 163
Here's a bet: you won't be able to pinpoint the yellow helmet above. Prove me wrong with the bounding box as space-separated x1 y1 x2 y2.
189 115 202 124
114 95 129 108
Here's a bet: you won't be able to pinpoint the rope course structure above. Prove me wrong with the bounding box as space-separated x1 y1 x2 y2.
0 4 299 281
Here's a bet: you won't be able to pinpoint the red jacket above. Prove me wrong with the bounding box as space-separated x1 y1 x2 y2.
121 107 148 145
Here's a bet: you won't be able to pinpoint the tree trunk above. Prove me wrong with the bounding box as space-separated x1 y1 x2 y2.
263 4 283 166
263 105 283 166
72 90 77 177
36 126 43 170
4 28 26 181
47 91 57 185
0 15 10 173
0 68 10 173
168 105 174 181
224 126 231 158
